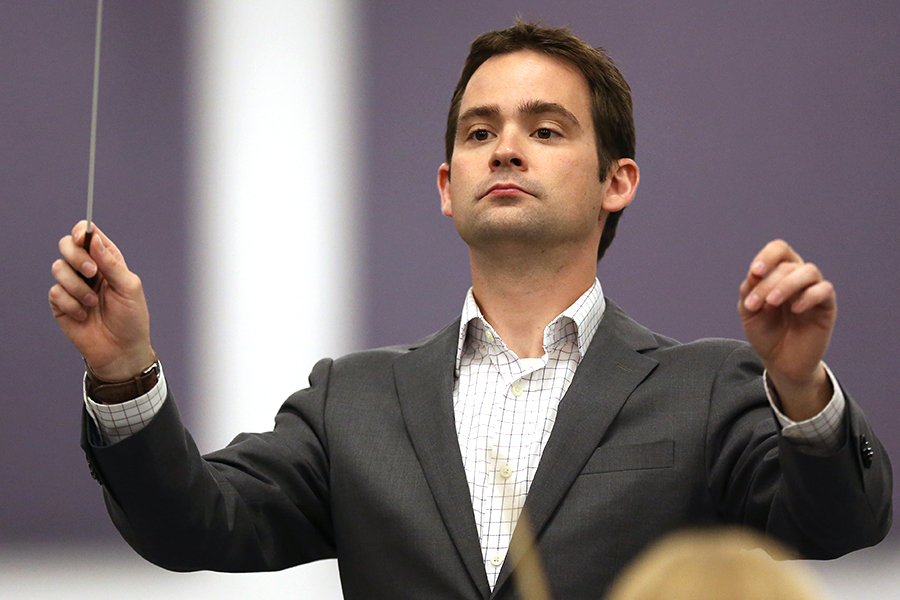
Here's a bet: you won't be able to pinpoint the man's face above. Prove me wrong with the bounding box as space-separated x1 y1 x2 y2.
438 50 614 257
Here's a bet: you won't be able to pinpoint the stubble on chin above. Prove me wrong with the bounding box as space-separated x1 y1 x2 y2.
454 204 569 251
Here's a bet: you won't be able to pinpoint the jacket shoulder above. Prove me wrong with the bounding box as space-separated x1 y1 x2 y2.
328 318 460 373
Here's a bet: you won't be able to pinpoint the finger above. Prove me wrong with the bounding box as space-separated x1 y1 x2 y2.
48 283 88 322
790 279 836 314
745 239 802 283
742 261 802 312
60 232 98 280
72 222 126 267
71 220 99 258
51 258 100 309
739 278 750 301
83 223 122 262
71 220 89 241
740 240 801 309
759 262 823 308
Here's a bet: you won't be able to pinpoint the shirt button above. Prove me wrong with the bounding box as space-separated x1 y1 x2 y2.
485 330 495 343
510 382 523 397
490 552 504 567
499 464 513 479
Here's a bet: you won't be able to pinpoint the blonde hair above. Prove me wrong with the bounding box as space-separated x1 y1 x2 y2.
604 528 829 600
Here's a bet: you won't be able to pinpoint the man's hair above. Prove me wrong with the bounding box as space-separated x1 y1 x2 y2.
604 528 827 600
444 21 635 261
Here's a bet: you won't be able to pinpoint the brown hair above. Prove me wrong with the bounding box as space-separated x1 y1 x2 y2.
444 21 635 260
604 528 829 600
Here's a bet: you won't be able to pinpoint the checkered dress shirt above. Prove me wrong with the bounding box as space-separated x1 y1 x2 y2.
453 280 606 587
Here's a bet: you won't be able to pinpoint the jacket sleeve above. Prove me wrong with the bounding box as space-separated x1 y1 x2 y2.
81 358 338 572
705 343 892 558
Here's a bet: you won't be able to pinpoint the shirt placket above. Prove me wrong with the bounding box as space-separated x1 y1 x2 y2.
484 353 544 584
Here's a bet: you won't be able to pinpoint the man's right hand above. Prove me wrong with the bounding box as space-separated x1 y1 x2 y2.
49 221 156 382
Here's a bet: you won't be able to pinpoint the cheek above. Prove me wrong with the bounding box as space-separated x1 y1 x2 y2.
569 175 606 217
449 168 477 200
552 159 600 199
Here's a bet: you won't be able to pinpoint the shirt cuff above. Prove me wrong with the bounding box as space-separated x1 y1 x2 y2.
83 363 168 445
764 363 846 455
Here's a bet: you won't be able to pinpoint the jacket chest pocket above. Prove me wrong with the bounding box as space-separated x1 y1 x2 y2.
582 440 675 474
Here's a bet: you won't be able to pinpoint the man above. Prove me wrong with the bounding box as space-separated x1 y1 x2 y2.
49 21 890 600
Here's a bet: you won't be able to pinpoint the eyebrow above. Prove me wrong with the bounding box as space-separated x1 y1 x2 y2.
457 100 583 131
458 104 502 124
520 100 582 130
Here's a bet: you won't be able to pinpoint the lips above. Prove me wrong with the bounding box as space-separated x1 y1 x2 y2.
482 182 532 198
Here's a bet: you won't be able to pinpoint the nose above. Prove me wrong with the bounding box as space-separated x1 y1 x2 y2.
490 129 527 171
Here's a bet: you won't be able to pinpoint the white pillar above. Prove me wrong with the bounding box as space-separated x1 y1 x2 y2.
186 2 361 595
188 0 362 450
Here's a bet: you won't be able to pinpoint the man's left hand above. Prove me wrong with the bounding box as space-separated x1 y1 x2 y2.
738 239 836 421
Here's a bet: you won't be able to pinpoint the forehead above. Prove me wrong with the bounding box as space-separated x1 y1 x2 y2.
460 50 592 119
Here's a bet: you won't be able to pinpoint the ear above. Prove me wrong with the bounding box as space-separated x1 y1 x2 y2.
601 158 639 213
438 163 453 217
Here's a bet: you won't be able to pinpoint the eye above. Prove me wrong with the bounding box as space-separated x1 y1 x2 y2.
534 127 558 140
468 129 493 142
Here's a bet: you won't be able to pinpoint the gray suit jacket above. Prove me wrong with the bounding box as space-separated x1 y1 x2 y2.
82 301 892 599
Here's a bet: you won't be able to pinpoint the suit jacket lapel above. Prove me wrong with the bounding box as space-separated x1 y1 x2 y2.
394 320 492 599
493 301 660 595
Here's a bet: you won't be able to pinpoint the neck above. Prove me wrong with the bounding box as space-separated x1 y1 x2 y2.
468 243 597 358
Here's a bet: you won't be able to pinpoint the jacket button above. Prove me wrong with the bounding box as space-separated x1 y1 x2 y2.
85 455 100 482
859 434 874 469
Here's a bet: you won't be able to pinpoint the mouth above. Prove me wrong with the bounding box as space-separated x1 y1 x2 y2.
482 182 532 199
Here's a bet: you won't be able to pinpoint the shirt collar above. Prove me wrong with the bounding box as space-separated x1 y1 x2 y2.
455 278 606 374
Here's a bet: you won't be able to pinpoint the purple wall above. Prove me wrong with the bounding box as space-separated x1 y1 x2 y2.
1 0 189 541
359 0 900 546
2 0 898 546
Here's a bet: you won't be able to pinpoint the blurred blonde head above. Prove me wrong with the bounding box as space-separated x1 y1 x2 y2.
604 528 828 600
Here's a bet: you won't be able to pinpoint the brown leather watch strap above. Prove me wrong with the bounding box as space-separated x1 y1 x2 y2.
85 360 160 405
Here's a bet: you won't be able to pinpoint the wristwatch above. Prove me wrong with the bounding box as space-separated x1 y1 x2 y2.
85 359 160 405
